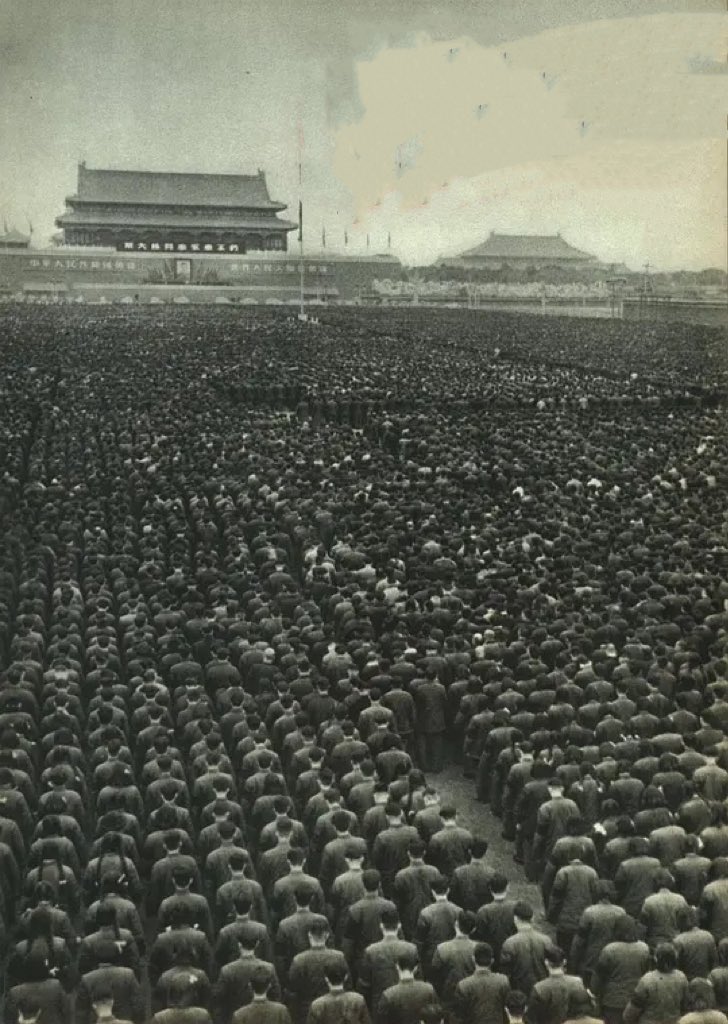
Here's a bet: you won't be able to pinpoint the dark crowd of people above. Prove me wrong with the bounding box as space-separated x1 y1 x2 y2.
0 303 726 1024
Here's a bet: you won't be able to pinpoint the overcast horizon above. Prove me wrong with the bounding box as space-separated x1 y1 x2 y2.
0 0 726 271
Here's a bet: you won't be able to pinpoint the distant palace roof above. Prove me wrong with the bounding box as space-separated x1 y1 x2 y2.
0 229 31 247
459 232 595 261
68 163 286 210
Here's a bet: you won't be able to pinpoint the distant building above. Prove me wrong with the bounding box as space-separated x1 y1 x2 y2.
55 162 297 253
0 229 31 250
440 231 597 272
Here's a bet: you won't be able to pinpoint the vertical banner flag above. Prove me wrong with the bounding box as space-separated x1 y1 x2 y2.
322 225 326 248
298 201 303 242
344 229 348 246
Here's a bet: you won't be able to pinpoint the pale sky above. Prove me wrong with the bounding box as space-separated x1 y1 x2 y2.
0 0 726 270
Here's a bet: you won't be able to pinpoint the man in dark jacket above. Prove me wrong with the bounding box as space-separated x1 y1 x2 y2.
213 934 282 1024
228 968 291 1024
216 894 275 969
375 950 437 1024
307 959 371 1024
153 969 213 1024
452 942 510 1024
76 967 146 1024
411 666 447 772
287 921 350 1024
672 836 710 908
342 871 398 980
526 947 589 1024
515 762 552 877
475 875 517 970
448 839 494 913
275 887 330 984
500 903 558 997
547 857 600 955
373 805 420 897
4 980 73 1024
501 744 536 842
614 837 663 920
531 781 580 878
426 807 473 881
415 875 461 977
429 910 478 1006
591 915 651 1024
393 841 439 940
271 848 326 927
357 908 418 1016
569 880 626 985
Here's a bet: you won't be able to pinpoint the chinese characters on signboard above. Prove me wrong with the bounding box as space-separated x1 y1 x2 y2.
119 240 243 253
23 255 331 275
27 257 137 271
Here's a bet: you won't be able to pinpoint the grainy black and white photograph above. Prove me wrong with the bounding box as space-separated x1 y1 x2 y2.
0 1 726 1023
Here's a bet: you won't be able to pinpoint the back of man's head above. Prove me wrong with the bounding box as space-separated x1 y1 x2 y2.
474 942 493 967
513 902 533 923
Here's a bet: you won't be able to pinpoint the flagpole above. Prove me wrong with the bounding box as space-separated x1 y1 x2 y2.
299 215 304 317
298 163 305 319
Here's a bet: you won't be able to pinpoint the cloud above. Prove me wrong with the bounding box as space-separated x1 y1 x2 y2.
331 13 727 268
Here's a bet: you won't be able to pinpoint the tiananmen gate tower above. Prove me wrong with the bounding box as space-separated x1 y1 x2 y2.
55 163 297 254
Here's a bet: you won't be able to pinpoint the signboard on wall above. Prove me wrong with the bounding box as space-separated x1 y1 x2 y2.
117 240 284 253
27 256 139 271
23 254 332 277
